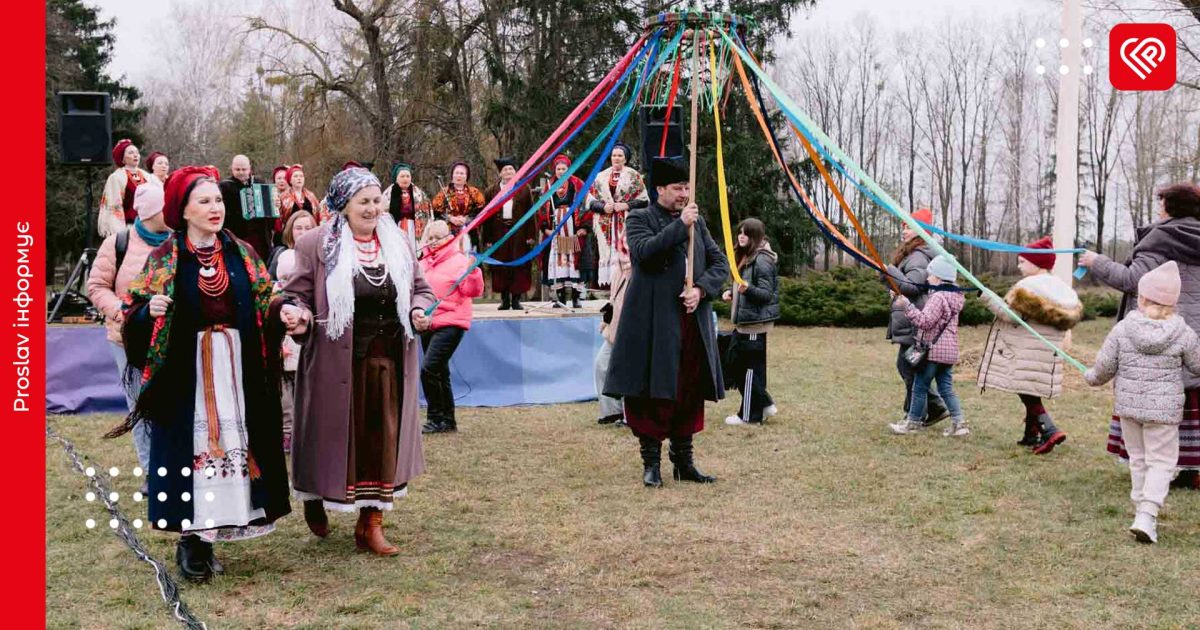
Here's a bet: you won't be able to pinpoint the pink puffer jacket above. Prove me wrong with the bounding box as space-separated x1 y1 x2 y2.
419 242 484 331
86 229 161 343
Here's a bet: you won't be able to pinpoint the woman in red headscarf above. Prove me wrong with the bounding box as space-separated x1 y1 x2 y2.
279 164 326 224
110 165 293 583
146 152 170 185
537 154 591 308
98 139 154 237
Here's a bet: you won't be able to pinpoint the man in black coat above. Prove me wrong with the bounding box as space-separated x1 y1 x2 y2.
603 156 730 487
219 154 272 260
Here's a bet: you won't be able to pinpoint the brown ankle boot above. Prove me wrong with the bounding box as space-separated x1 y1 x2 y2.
303 499 329 538
355 508 399 556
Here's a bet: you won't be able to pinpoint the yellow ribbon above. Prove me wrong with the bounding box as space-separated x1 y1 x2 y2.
709 38 745 286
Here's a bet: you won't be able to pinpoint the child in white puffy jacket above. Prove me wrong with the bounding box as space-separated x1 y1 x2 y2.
1085 261 1200 544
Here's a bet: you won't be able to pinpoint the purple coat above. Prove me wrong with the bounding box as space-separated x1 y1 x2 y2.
905 290 965 365
282 224 436 501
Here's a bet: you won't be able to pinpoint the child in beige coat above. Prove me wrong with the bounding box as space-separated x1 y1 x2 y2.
1085 261 1200 543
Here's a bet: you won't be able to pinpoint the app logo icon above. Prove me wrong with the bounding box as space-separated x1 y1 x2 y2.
1110 23 1176 91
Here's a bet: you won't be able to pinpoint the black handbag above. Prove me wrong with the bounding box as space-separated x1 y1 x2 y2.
903 311 952 367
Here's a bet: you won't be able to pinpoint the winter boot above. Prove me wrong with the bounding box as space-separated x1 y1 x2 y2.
669 435 717 483
1017 417 1041 447
639 435 663 488
355 507 400 556
175 535 213 583
554 288 566 308
571 288 583 309
499 292 512 311
1032 412 1067 455
304 499 330 538
510 293 523 310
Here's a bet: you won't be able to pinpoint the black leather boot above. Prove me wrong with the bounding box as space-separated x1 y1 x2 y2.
554 288 566 308
571 288 583 309
1017 417 1040 447
669 435 716 483
510 293 523 310
638 435 663 488
176 535 213 583
499 292 512 311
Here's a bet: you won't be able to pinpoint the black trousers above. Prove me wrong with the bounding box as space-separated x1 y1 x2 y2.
734 331 774 423
896 344 946 419
421 327 466 426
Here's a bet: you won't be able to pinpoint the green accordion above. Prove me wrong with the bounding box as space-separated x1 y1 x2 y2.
239 184 280 220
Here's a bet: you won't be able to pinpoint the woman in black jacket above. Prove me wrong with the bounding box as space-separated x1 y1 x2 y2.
722 218 780 425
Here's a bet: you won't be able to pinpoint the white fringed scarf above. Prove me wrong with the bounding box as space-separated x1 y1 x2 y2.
323 212 415 341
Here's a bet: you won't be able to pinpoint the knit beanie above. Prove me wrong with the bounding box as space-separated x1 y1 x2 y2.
1018 236 1055 270
1139 261 1182 306
927 254 957 283
133 183 164 220
911 208 934 224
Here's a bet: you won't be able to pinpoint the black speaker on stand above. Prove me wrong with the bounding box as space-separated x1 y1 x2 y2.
638 105 683 204
48 92 112 323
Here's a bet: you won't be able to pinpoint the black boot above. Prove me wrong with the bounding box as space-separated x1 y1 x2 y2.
176 535 213 583
669 435 716 483
1171 470 1200 489
1017 417 1041 447
1032 412 1067 455
638 435 663 488
510 293 523 310
554 288 566 308
499 292 511 311
571 288 583 309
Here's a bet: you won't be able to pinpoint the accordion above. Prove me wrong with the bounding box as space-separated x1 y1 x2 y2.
239 184 280 220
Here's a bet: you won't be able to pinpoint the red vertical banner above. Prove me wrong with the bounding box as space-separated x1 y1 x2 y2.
5 1 46 625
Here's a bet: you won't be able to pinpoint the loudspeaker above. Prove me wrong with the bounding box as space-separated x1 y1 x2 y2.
58 92 112 165
638 105 682 201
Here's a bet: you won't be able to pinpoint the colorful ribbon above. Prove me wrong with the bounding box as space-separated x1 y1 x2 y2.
708 37 744 286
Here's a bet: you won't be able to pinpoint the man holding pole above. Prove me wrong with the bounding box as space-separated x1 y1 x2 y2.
604 156 729 488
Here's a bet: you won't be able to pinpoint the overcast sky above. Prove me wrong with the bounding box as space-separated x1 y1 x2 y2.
96 0 1056 86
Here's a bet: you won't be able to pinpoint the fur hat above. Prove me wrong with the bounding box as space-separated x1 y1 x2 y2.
650 156 688 187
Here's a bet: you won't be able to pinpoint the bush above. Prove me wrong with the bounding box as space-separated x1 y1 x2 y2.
714 267 1124 328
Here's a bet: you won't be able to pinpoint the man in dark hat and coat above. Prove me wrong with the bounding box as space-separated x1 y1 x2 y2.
482 157 538 310
604 156 730 487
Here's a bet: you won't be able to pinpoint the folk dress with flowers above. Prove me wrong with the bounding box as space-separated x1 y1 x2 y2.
117 230 291 536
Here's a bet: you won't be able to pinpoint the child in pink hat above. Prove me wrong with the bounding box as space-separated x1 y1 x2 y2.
1085 261 1200 543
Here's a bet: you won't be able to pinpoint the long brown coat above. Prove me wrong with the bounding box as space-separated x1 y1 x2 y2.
282 224 436 501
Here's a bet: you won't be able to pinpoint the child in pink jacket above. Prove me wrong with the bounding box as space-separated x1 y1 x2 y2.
418 220 484 433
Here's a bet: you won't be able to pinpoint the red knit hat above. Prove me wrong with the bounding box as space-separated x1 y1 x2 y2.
145 151 168 171
911 207 933 225
1018 236 1056 270
112 139 134 166
285 164 305 186
163 165 220 230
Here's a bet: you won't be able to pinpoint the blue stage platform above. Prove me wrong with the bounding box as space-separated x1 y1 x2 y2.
46 307 605 415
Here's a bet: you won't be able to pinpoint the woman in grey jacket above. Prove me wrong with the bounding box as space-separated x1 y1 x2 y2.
1080 183 1200 489
722 218 780 425
883 208 948 427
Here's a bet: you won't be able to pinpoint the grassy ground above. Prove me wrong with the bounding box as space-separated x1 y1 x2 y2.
46 320 1200 629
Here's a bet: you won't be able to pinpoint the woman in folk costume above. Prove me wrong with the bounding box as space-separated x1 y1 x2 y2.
977 237 1083 454
109 165 292 583
279 164 326 225
146 151 170 185
482 156 538 310
586 143 648 287
431 161 486 254
381 163 432 246
281 167 436 556
537 154 592 309
98 139 154 237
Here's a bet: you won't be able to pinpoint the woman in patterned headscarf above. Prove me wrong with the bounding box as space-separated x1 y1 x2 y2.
586 143 648 287
380 162 432 246
281 167 436 556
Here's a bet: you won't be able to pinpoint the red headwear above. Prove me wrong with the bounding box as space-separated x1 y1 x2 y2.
112 139 134 167
1018 236 1056 271
285 164 305 187
272 165 288 181
552 154 572 169
145 151 168 171
911 207 934 225
341 160 363 171
163 165 220 230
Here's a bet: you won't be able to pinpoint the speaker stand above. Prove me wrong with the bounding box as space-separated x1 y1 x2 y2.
48 167 100 323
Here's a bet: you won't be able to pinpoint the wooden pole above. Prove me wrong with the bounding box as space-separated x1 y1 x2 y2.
685 26 702 290
1051 0 1083 284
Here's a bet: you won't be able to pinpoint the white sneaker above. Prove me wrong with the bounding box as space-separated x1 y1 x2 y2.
1130 512 1158 544
888 419 925 435
725 415 749 426
764 404 779 418
943 421 970 437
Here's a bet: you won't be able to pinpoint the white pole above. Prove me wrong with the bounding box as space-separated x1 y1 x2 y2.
1051 0 1084 283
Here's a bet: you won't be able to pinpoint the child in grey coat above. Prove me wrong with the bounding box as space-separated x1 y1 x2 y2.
1085 261 1200 543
